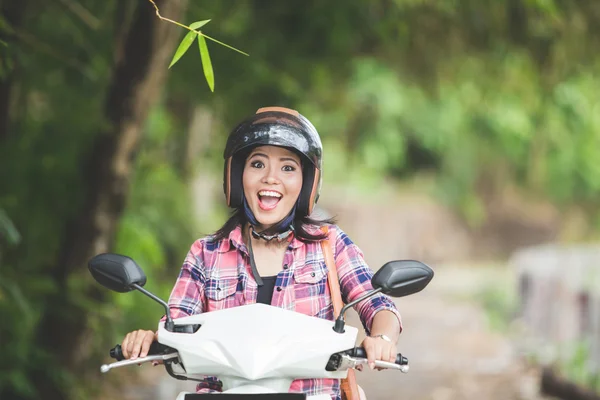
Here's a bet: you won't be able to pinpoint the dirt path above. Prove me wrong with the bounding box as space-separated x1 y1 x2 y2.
346 265 546 400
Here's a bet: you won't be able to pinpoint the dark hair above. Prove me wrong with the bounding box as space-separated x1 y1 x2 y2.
212 208 337 243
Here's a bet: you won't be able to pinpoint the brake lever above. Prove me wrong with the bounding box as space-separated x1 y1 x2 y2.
100 352 179 373
339 354 409 373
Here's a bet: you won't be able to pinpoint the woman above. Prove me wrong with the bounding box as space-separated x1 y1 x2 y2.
120 107 402 399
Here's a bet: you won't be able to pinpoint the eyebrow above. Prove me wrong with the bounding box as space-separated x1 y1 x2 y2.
249 152 301 167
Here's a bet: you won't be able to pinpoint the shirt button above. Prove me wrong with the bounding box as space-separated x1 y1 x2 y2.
216 287 221 291
310 272 315 277
283 264 289 269
276 287 282 292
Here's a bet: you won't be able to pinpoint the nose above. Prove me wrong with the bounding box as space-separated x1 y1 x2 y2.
261 165 280 185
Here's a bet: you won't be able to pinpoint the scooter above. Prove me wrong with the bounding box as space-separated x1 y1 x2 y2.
88 253 434 399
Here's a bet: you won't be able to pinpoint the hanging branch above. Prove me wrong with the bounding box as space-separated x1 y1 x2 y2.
147 0 248 92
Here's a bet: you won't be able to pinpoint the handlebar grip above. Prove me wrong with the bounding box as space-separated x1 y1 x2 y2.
348 347 408 365
109 342 168 361
109 344 125 361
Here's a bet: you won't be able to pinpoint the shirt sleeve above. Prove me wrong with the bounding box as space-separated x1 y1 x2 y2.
164 239 223 394
166 239 207 319
332 225 403 336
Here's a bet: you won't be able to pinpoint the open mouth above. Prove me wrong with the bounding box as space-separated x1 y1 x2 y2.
257 190 282 211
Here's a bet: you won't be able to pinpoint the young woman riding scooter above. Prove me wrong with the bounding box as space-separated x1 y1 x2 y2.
119 107 402 400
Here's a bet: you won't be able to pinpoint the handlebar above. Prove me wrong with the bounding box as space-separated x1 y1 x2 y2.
109 343 172 361
106 344 408 374
326 347 409 373
101 343 178 374
346 347 408 366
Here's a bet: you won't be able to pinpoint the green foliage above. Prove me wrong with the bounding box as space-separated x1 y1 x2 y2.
476 283 519 333
3 0 600 398
0 3 116 395
291 53 600 226
0 1 198 398
184 0 600 228
111 103 199 334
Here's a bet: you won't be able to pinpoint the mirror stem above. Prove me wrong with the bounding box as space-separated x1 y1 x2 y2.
131 283 175 332
333 287 382 333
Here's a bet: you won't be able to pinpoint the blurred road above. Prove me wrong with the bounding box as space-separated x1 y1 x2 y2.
348 265 546 400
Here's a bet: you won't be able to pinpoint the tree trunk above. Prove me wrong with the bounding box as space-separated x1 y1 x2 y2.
29 1 188 399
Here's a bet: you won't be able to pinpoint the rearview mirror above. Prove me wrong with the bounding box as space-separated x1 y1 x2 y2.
371 260 434 297
88 253 176 331
88 253 147 293
333 259 434 333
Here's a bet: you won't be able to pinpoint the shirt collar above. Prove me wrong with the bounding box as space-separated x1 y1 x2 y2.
216 225 244 253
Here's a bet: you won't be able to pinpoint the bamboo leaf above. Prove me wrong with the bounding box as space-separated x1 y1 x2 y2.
169 31 197 69
168 21 211 69
198 34 214 92
189 19 210 30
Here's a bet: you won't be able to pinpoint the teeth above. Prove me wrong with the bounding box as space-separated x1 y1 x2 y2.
259 190 282 198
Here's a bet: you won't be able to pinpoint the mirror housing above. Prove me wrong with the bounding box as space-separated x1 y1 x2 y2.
332 259 434 333
88 253 175 331
88 253 147 293
371 260 434 297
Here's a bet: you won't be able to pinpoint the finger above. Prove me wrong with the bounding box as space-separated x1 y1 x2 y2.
139 331 154 358
373 342 383 370
122 333 132 359
388 345 397 363
375 347 390 371
127 331 140 359
364 339 375 370
131 331 147 359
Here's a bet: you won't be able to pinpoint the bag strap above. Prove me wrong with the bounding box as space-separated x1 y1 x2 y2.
321 226 343 317
320 226 361 400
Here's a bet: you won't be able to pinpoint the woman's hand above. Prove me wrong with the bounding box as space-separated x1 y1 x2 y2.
121 329 157 359
359 335 397 370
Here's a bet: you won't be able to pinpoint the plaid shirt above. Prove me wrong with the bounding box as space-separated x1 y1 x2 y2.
167 224 402 400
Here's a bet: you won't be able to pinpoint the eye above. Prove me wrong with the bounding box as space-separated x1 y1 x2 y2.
250 160 264 168
282 165 296 172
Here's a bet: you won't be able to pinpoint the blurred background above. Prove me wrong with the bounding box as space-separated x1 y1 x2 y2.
1 0 600 399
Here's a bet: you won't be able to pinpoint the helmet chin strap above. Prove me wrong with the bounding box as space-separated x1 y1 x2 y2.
250 224 295 242
243 196 296 242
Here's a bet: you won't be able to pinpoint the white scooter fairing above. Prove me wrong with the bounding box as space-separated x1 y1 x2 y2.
160 303 357 398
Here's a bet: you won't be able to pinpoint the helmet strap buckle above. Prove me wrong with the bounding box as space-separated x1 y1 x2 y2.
250 225 295 242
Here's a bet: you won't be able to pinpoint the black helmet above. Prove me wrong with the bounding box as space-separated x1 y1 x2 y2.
223 107 323 217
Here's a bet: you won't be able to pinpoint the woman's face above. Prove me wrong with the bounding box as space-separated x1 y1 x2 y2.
242 145 303 230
